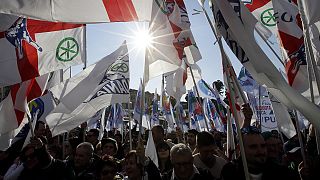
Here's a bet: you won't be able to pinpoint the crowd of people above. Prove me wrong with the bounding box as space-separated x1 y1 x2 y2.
0 104 319 180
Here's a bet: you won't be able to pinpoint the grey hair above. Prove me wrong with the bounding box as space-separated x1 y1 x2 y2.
170 143 192 160
77 142 94 157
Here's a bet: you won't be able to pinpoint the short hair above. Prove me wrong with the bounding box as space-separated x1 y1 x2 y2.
156 141 170 151
187 129 199 136
88 129 99 137
101 138 118 152
35 121 46 130
170 143 192 161
196 131 216 148
77 142 94 157
152 125 165 135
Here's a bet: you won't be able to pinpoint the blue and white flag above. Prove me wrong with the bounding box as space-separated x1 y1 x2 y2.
46 41 130 136
106 103 123 131
151 89 159 127
196 79 217 100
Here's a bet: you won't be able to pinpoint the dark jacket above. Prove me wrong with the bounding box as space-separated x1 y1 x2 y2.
221 158 300 180
162 167 214 180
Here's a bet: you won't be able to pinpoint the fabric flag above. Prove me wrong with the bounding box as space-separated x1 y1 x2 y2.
133 81 143 121
185 63 202 90
106 104 124 131
210 0 320 131
244 0 275 40
178 103 189 132
145 130 159 167
187 90 205 131
300 0 320 25
46 42 130 136
0 15 84 86
0 73 49 134
269 94 296 139
196 79 218 100
145 0 200 82
87 109 103 130
222 50 245 126
165 60 187 102
151 89 159 127
271 0 309 93
204 98 225 132
0 0 153 23
162 92 176 131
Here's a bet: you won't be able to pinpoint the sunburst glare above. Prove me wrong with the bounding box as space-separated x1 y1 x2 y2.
133 28 153 50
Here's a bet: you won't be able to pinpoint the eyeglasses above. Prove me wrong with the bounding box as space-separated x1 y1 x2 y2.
241 126 261 134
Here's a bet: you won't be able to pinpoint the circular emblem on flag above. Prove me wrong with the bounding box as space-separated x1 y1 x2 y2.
28 98 45 120
260 8 277 27
109 63 129 73
56 37 79 62
155 0 171 15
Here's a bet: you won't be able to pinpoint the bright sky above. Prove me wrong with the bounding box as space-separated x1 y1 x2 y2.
72 1 284 96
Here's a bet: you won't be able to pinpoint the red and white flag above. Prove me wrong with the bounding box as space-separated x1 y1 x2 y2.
0 15 84 87
0 74 49 134
145 0 200 83
0 0 152 23
210 0 320 131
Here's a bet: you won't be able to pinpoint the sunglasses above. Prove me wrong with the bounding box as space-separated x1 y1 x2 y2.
241 126 261 134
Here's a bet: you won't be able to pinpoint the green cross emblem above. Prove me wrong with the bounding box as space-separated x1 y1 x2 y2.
260 8 277 27
109 63 129 73
56 37 79 62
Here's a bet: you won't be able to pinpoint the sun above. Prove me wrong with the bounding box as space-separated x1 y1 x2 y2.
133 28 153 50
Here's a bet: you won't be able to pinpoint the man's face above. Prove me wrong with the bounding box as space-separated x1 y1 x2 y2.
265 137 281 159
86 132 98 145
198 145 216 163
187 133 196 145
102 142 116 156
171 154 194 179
74 147 91 169
243 134 267 167
152 128 164 144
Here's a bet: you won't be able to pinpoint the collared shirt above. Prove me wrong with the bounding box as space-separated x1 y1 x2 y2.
171 165 200 180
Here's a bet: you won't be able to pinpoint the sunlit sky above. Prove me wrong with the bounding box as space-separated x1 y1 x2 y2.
72 1 284 97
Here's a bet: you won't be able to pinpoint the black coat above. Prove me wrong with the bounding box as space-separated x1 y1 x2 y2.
221 159 300 180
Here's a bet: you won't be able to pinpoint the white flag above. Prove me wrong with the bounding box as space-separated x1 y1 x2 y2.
0 15 85 86
210 0 320 131
300 0 320 25
46 42 129 136
0 0 152 23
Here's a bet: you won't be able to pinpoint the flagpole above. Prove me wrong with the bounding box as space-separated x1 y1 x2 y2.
83 25 87 70
294 110 308 167
189 66 210 131
128 101 133 150
298 0 320 154
224 55 250 180
216 31 249 179
99 107 106 141
226 107 236 160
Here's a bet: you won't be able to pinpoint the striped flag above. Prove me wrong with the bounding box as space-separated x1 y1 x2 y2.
0 0 152 23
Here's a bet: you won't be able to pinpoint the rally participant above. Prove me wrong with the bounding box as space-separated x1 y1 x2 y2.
193 131 227 179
